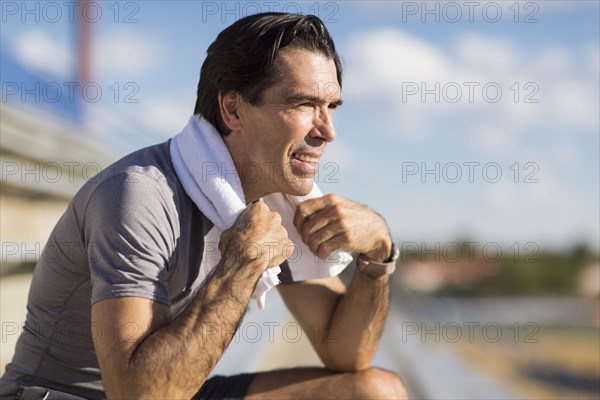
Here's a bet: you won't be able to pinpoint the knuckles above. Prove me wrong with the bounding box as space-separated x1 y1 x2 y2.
331 202 343 216
325 193 340 203
226 203 292 268
252 201 269 212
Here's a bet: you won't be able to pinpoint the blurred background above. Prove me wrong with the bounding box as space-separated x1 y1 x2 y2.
1 1 598 398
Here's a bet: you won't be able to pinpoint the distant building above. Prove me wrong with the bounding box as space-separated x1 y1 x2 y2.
395 250 501 293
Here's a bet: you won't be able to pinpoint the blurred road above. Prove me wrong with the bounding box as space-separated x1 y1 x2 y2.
382 310 518 399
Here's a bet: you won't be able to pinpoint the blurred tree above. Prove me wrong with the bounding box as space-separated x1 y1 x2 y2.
397 241 599 296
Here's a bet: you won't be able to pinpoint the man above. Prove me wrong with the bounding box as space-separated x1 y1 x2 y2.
1 13 407 399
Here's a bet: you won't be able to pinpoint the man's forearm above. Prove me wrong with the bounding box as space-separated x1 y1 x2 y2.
123 256 262 398
323 269 390 371
99 201 291 399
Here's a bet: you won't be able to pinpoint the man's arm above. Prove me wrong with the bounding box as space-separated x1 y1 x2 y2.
92 202 293 399
280 194 394 372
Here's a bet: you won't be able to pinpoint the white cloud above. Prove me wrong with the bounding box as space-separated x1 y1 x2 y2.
467 124 517 155
321 139 356 172
453 34 519 75
97 29 166 76
344 29 456 100
140 100 191 135
550 79 599 129
485 183 518 210
12 30 73 79
550 143 583 170
338 27 598 248
584 45 600 74
528 46 573 78
343 28 599 141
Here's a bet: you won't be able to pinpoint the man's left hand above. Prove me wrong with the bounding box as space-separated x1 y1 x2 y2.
293 194 393 262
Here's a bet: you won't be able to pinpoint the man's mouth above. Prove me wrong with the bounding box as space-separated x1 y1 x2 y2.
292 153 320 163
290 152 321 174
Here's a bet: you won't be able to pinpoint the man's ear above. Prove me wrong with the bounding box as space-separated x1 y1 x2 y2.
218 92 242 132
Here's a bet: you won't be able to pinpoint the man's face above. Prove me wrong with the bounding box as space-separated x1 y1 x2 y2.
235 48 341 198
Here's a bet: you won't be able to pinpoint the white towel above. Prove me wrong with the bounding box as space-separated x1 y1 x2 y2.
170 115 353 309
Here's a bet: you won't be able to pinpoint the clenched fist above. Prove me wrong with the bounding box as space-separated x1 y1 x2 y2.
294 194 393 262
220 202 294 277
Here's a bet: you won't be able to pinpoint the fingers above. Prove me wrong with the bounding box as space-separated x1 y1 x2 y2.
294 194 344 234
219 229 232 255
299 206 338 244
246 202 294 268
271 239 295 267
294 194 392 259
315 234 346 260
293 194 340 232
305 220 349 259
245 200 273 221
224 200 294 270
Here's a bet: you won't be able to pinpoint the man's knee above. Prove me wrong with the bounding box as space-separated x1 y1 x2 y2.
347 367 408 399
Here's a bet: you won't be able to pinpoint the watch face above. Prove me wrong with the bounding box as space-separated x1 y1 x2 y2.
387 242 400 263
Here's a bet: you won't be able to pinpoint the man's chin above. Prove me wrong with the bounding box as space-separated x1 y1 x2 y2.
286 179 314 196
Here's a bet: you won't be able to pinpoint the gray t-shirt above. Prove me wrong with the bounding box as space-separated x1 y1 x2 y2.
0 140 292 399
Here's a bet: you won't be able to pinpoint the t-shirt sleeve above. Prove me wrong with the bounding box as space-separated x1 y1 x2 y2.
277 260 295 284
84 172 176 306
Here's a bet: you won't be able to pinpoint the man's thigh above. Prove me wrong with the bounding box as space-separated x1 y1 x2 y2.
245 367 407 399
194 367 407 399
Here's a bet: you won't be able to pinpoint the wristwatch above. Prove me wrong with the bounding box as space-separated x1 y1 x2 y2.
357 241 399 279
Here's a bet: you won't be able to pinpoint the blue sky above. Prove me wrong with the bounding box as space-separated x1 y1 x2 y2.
2 1 599 249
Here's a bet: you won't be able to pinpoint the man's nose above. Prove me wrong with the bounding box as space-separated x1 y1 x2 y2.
311 107 337 142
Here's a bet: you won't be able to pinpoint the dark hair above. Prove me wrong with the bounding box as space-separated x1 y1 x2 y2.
194 12 343 136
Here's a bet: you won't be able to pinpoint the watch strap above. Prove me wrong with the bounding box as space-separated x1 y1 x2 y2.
357 245 397 278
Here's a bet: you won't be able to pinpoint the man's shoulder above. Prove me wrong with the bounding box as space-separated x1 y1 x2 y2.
78 140 179 197
101 140 176 184
67 139 189 224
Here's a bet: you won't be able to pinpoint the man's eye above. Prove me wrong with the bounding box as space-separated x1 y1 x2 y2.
328 104 338 110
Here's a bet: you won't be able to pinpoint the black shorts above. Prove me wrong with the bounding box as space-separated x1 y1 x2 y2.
13 373 256 400
193 373 256 400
